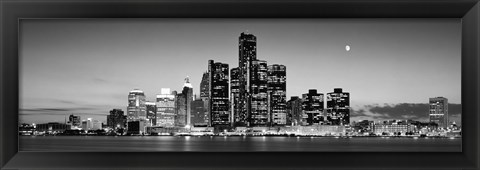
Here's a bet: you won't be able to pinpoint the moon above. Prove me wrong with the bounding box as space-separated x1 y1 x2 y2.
345 45 351 51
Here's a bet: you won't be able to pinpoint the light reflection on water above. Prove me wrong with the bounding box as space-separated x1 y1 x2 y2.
19 136 461 152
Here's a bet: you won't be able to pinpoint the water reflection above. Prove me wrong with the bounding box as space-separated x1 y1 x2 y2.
19 136 462 152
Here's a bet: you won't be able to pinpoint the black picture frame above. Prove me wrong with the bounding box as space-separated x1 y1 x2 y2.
1 0 479 169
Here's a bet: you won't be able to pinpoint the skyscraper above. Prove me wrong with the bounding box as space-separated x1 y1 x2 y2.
250 60 269 126
156 88 176 127
267 64 287 125
175 91 187 127
429 97 449 128
182 77 194 126
145 102 157 126
230 67 243 126
302 89 324 125
234 32 288 127
287 96 303 126
67 114 81 129
326 88 350 125
107 109 126 129
127 89 147 121
200 72 210 125
90 119 102 130
173 77 194 127
191 99 207 126
208 60 230 127
86 118 94 130
237 32 257 126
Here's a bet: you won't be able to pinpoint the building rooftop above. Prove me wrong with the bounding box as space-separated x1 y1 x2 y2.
129 89 144 94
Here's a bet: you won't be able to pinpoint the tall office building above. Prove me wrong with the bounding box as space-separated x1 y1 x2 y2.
145 102 157 126
200 72 210 125
107 109 127 129
127 89 147 121
326 88 350 125
237 32 257 126
182 77 194 126
175 91 187 127
91 119 102 130
85 118 101 130
429 97 449 128
191 99 207 126
172 78 194 127
287 96 303 126
230 67 243 126
267 64 287 125
208 60 230 126
302 89 324 125
156 88 176 127
200 72 210 99
250 60 269 126
67 114 81 129
81 120 87 130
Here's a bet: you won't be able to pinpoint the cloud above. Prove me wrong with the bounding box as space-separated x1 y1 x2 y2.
368 103 426 120
19 112 107 116
351 103 462 122
351 107 387 118
351 109 366 116
19 107 108 117
52 99 77 104
20 107 96 112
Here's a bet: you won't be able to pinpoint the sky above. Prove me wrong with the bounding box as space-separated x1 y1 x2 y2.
19 19 461 124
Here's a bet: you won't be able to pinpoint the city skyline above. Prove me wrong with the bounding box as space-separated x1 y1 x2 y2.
19 19 461 124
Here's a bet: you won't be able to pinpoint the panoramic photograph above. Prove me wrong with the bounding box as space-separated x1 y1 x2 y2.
18 19 461 152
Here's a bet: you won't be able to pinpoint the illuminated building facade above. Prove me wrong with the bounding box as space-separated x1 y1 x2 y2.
200 72 210 124
86 118 93 130
174 78 194 127
191 99 208 126
35 122 71 134
326 88 350 125
91 119 102 130
235 32 287 127
156 88 176 127
107 109 127 129
230 67 243 126
302 89 324 125
83 118 102 131
208 60 230 126
146 102 157 126
182 77 194 126
175 91 187 127
237 32 257 126
250 60 269 126
81 120 87 130
67 114 81 129
287 96 303 126
127 89 147 121
429 97 449 128
267 64 287 125
373 124 415 135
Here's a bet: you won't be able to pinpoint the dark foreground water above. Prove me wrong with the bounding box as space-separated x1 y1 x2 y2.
20 136 461 152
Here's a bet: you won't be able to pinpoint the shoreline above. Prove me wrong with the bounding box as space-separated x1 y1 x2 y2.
20 135 462 139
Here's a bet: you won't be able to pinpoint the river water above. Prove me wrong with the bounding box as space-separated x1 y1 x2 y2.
19 136 461 152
